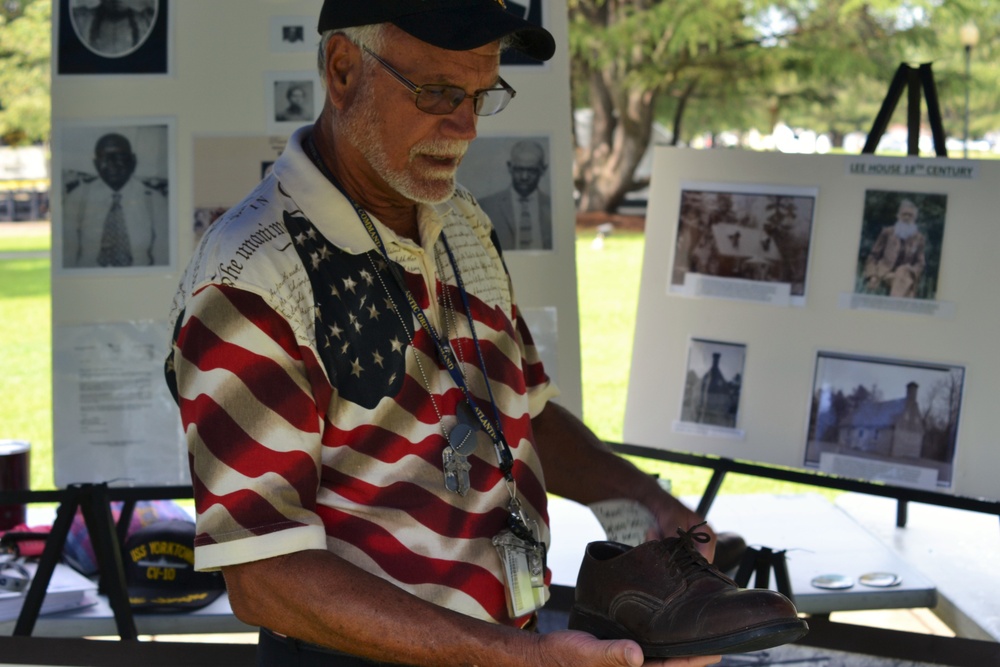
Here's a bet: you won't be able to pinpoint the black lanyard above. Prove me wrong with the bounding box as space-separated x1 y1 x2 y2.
302 134 516 480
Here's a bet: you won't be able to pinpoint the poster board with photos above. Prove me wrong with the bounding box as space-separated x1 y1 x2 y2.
50 0 580 487
623 147 999 503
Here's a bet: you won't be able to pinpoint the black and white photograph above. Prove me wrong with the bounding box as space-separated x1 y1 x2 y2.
678 339 746 430
58 0 169 75
269 15 313 53
670 184 816 305
457 135 553 252
266 72 322 135
500 0 547 67
854 189 948 301
55 120 173 272
805 352 964 489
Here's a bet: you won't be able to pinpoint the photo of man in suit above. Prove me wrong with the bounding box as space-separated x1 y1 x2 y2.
477 139 552 251
61 129 169 269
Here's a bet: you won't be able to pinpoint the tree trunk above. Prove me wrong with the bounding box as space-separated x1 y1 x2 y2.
576 69 657 214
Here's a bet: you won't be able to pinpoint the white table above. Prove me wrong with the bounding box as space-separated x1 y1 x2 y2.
546 492 937 615
0 592 253 638
5 492 938 638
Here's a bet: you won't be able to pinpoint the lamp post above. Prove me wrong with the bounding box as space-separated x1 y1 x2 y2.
959 21 979 159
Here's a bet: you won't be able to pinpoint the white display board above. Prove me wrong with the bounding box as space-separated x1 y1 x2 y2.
624 147 999 502
50 0 580 487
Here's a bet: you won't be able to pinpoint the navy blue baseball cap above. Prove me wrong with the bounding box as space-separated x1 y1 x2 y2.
123 520 226 612
317 0 556 62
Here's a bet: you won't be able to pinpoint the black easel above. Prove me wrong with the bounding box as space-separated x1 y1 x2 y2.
733 546 794 602
5 483 193 639
861 62 947 157
861 61 949 525
13 483 137 639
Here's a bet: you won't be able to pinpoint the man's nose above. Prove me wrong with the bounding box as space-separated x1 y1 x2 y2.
442 100 478 140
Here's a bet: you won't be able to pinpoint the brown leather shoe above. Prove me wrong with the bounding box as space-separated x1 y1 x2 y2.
568 524 808 657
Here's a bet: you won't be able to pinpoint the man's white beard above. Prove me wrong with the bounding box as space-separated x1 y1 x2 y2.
341 79 467 205
894 220 918 240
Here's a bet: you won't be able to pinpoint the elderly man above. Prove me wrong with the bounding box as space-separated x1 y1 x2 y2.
63 132 168 268
479 139 552 250
166 2 733 665
862 198 927 298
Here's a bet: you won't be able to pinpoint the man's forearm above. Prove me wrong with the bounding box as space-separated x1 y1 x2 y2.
223 549 540 667
530 402 663 508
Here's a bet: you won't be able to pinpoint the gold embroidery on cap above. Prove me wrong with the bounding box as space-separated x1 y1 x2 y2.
495 0 507 7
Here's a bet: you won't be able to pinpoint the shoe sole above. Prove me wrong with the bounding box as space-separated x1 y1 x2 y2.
568 607 809 657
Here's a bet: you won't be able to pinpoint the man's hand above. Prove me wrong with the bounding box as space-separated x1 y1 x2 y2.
639 486 716 561
536 630 721 667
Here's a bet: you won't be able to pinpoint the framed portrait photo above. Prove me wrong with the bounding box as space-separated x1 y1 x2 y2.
853 189 948 301
57 0 170 76
53 118 176 274
457 135 554 252
265 71 322 135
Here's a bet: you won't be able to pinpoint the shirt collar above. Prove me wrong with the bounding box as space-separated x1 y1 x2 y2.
274 126 450 255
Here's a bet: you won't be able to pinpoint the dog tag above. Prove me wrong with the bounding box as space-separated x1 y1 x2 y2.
449 423 479 456
455 402 492 453
442 447 471 496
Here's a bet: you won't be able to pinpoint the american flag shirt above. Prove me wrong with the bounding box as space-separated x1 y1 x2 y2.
165 128 557 626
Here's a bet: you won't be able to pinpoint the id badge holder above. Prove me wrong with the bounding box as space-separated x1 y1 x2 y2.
493 515 547 618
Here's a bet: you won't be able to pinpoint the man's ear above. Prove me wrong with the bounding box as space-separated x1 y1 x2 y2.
322 34 361 110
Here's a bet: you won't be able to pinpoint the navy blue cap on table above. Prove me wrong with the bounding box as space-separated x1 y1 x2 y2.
123 519 226 612
317 0 556 62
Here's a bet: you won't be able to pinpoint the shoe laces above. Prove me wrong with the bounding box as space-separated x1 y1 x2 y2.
662 521 716 578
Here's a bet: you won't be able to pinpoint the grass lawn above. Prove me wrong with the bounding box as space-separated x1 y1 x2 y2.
0 243 53 492
0 223 824 501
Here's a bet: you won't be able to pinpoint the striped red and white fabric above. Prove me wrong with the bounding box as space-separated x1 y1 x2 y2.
165 127 558 626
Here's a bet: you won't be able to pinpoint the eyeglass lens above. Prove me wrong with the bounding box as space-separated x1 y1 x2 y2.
361 44 514 117
415 86 511 117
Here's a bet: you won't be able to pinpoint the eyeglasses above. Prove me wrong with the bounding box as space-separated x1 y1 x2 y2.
361 45 516 117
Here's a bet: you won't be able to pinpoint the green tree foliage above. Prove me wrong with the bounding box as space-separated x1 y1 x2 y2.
0 0 51 145
570 0 995 213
